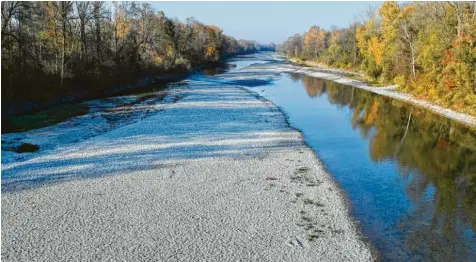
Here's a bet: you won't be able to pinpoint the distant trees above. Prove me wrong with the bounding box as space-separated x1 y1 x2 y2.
278 1 476 114
278 34 303 58
259 42 276 51
1 1 259 112
303 25 327 59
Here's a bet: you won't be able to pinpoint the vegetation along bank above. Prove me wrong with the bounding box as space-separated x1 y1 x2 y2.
1 2 273 117
278 2 476 117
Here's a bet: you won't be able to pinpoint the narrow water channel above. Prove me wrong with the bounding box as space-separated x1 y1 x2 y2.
243 54 476 261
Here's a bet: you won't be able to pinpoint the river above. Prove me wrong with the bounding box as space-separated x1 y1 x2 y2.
2 52 476 261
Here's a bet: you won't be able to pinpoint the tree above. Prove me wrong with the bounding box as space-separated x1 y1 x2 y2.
76 1 92 63
303 25 327 59
399 5 419 80
57 1 73 83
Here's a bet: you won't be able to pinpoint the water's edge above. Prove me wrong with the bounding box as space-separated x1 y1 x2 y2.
284 58 476 128
238 85 381 260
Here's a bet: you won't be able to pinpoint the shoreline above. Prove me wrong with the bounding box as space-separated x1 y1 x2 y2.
238 86 380 260
284 58 476 128
2 52 258 119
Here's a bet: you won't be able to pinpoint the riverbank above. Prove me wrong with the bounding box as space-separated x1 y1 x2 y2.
286 57 476 128
1 74 374 261
2 51 260 120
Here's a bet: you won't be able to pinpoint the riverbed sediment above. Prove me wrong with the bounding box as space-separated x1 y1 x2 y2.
2 76 375 261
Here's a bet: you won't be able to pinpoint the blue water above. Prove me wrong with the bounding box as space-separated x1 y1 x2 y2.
246 60 476 261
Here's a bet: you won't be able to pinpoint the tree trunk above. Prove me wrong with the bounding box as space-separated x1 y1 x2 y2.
410 44 416 80
17 10 22 70
80 21 86 63
394 110 413 156
94 3 102 66
61 17 65 84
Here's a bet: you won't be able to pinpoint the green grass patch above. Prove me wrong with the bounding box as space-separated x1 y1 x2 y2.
3 103 89 133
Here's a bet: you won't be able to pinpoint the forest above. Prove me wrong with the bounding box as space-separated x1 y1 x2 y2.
278 2 476 115
1 1 264 115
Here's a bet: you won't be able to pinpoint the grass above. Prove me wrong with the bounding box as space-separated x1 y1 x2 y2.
3 103 89 133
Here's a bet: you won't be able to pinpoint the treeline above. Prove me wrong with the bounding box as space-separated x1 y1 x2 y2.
278 2 476 114
1 1 260 115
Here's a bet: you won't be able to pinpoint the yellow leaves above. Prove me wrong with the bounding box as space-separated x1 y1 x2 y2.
304 26 319 47
356 25 367 51
303 25 327 58
206 46 216 58
42 2 58 38
379 1 400 21
304 26 327 49
116 10 130 39
166 44 175 58
365 100 380 125
366 19 375 31
379 1 401 55
368 36 385 65
401 5 416 19
206 25 222 42
204 25 221 59
155 56 164 63
356 19 378 54
153 51 165 64
207 25 221 33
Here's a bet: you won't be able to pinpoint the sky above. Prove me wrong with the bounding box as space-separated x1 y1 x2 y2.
150 1 383 44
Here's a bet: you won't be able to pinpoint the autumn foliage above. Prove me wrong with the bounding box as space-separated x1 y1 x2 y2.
1 2 261 115
278 1 476 115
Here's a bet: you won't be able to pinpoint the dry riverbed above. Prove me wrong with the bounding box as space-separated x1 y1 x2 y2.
2 76 375 261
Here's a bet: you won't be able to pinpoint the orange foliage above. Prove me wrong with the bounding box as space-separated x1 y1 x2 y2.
304 26 327 53
365 100 380 125
116 10 130 39
207 46 216 57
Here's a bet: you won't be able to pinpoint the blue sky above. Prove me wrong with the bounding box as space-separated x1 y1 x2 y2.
150 1 383 44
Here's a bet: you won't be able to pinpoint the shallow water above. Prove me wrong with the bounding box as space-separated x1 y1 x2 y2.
242 55 476 261
1 84 176 165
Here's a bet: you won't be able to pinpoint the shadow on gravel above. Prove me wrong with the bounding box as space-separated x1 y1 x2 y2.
2 83 301 192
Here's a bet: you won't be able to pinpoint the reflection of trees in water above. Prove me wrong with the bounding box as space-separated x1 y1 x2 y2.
303 76 327 97
298 74 476 259
288 72 304 83
289 73 328 98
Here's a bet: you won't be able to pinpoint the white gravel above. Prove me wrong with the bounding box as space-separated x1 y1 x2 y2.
2 76 375 261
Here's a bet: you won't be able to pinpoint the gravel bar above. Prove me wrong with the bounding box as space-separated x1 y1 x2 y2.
2 78 375 261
